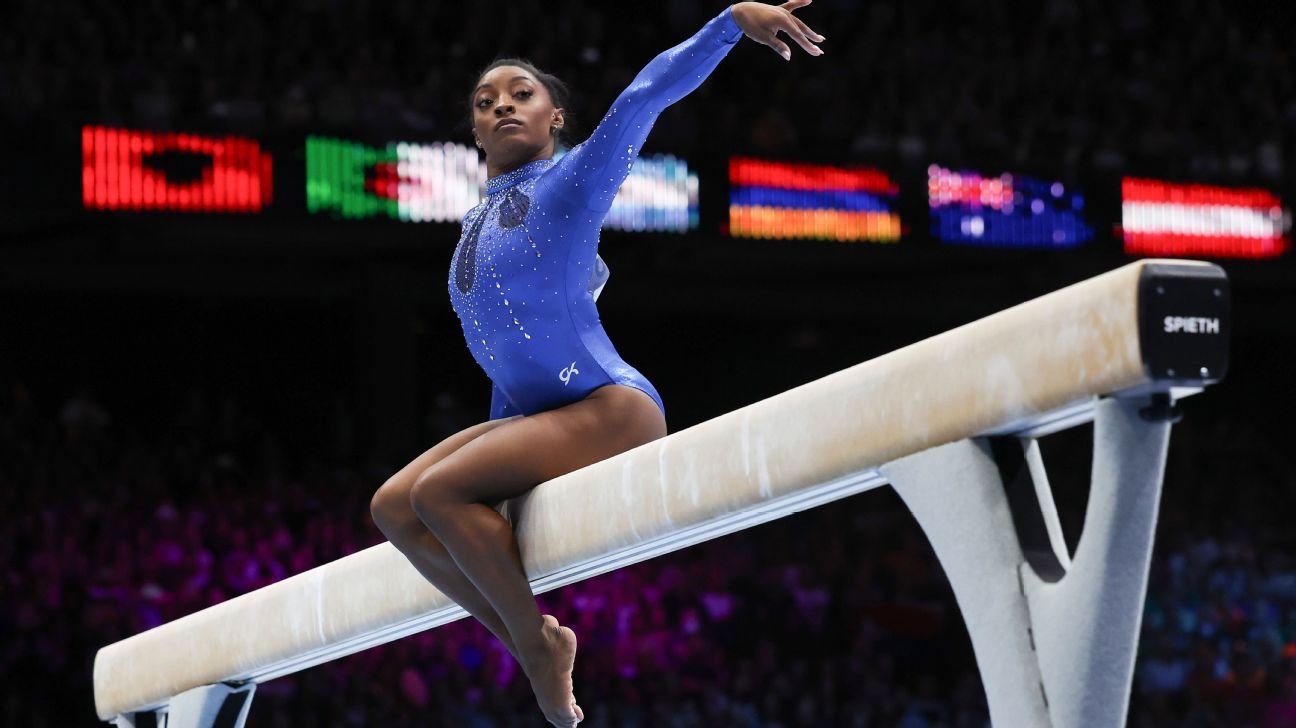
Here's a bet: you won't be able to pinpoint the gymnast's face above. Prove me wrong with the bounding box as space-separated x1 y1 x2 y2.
471 66 565 174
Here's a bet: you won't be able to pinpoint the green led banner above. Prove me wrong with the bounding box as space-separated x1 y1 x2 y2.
305 137 485 222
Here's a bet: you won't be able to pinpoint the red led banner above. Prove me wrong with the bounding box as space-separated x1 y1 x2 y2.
82 126 273 213
1121 178 1289 259
729 157 897 194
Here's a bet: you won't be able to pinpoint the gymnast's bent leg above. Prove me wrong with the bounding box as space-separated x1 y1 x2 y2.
370 415 524 659
409 383 666 727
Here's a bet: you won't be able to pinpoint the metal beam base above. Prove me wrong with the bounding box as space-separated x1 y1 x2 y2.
879 393 1172 727
113 682 255 728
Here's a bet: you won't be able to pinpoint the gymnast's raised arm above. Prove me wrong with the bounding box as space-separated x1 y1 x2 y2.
540 0 824 212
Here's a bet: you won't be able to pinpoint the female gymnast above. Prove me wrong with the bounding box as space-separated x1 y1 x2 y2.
369 2 823 724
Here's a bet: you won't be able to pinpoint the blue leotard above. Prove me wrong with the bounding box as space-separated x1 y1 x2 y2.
448 6 743 421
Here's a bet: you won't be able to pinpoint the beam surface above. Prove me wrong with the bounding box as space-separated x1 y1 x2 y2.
94 258 1208 720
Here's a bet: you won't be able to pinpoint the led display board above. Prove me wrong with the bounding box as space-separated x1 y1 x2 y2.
82 126 272 213
728 158 900 242
572 152 698 233
928 165 1091 248
1121 178 1289 259
306 137 483 222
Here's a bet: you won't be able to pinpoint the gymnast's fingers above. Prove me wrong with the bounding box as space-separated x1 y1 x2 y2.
778 13 823 56
759 28 794 61
789 12 825 43
779 0 813 12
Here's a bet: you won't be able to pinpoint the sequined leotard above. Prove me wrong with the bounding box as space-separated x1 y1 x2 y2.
448 6 743 420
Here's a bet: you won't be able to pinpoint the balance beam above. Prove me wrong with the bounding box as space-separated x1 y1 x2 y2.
94 258 1231 728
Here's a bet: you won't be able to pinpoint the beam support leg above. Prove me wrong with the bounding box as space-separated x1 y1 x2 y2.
879 394 1172 728
113 682 256 728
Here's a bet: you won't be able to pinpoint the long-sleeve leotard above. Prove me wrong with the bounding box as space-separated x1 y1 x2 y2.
448 6 744 420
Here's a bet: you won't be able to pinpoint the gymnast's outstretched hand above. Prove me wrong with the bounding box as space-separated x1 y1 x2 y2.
731 0 825 61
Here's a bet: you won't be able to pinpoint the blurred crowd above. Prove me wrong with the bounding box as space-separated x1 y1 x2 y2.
1131 409 1296 727
1 0 1291 182
2 373 1296 726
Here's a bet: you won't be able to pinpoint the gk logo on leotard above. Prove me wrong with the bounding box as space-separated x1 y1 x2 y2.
559 362 580 385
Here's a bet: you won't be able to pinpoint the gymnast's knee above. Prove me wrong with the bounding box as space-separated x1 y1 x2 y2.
370 480 420 542
408 468 454 523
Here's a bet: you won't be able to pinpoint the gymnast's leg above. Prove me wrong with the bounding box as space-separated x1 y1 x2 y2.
370 415 524 659
409 384 667 727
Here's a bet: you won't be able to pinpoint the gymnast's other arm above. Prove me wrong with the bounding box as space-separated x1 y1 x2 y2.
539 0 824 212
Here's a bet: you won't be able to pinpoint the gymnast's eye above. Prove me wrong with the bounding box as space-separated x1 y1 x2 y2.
477 97 493 109
514 88 533 100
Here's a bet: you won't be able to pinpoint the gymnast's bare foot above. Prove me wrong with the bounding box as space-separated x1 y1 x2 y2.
522 614 584 726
